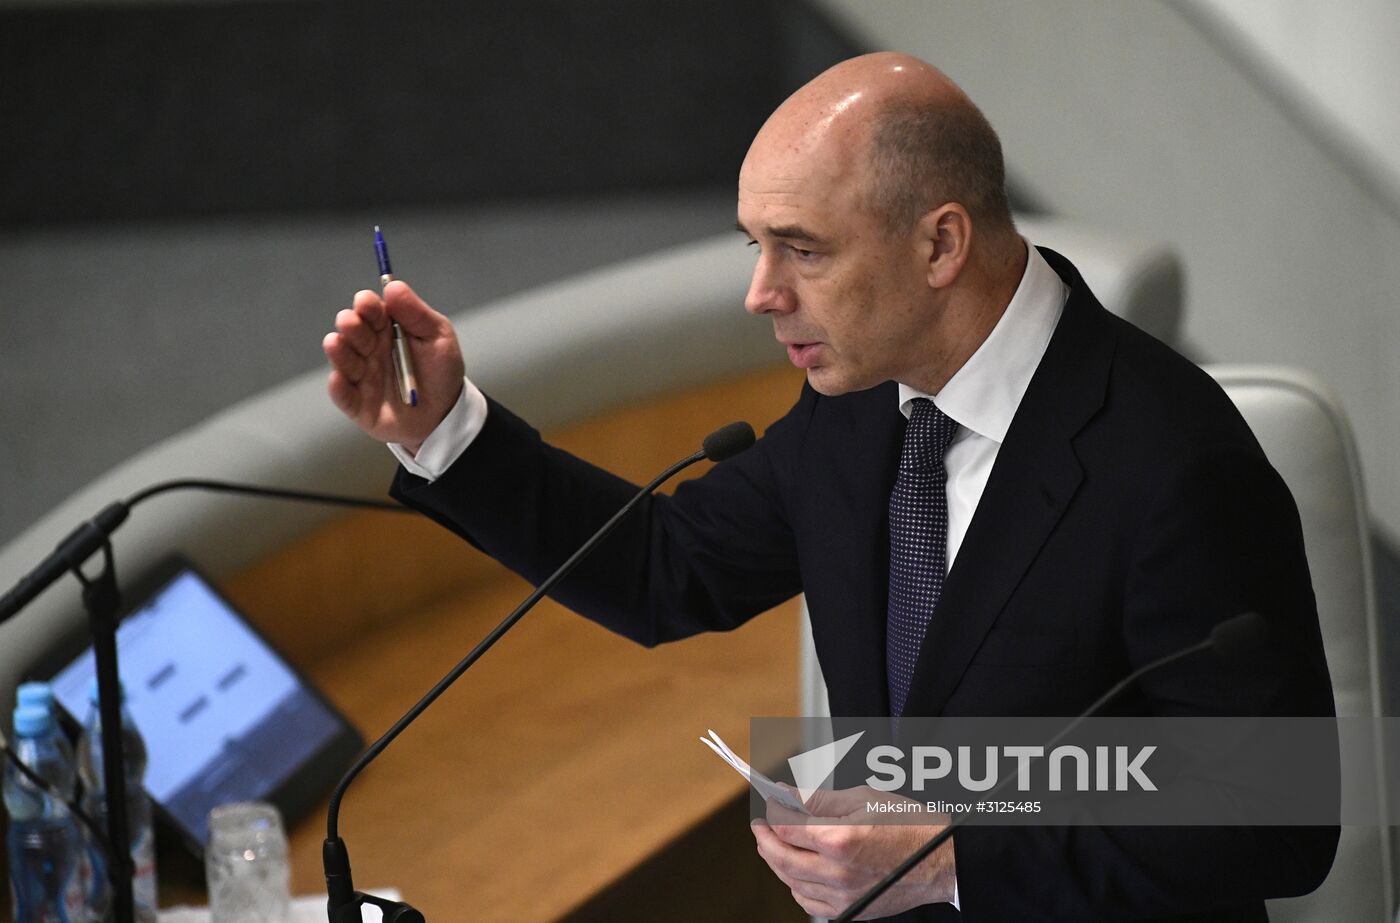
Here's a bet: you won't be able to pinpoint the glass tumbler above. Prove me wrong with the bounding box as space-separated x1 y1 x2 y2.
204 801 292 923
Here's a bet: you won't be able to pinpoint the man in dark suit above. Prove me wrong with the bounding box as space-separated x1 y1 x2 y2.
323 52 1336 920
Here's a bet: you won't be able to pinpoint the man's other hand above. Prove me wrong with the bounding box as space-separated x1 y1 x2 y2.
752 786 955 920
323 280 466 453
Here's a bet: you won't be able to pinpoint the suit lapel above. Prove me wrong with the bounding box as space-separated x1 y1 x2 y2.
900 250 1116 717
802 384 903 717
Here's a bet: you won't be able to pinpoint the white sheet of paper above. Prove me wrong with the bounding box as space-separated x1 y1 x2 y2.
701 729 810 815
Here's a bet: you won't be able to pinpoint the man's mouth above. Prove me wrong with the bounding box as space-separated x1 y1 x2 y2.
785 342 822 368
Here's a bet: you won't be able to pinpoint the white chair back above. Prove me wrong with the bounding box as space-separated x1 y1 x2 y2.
1212 366 1393 923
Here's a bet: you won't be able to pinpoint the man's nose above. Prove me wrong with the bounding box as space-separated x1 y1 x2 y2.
744 254 793 316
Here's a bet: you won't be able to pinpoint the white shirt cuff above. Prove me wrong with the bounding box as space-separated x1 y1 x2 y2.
388 377 487 481
951 877 959 910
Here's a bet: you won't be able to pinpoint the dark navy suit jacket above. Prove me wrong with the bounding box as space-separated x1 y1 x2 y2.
393 249 1337 921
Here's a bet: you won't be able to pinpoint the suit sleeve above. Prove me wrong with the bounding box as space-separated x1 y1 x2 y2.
390 388 814 646
952 445 1339 920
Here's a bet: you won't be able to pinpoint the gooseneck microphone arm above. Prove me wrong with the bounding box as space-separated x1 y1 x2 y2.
833 611 1270 922
124 478 407 512
0 480 403 624
322 421 756 923
0 478 414 923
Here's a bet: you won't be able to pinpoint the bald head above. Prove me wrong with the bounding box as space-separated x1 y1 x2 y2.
748 52 1015 246
738 53 1026 395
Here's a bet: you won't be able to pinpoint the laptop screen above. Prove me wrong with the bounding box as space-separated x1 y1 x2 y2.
49 564 359 847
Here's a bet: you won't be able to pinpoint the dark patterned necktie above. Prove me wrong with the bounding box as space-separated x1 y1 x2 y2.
886 398 960 717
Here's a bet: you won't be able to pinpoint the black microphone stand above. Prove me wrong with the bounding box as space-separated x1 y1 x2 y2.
81 540 138 922
0 480 409 923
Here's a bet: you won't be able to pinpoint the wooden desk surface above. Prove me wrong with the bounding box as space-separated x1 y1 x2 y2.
290 583 800 920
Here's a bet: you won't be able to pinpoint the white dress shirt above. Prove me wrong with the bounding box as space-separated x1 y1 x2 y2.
897 244 1067 572
389 376 488 480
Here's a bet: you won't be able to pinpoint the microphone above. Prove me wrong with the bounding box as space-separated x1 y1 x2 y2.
322 421 756 923
1210 610 1270 662
703 421 756 462
0 502 129 622
833 611 1272 922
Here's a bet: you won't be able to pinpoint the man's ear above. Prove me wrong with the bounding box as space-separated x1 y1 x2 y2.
917 203 973 289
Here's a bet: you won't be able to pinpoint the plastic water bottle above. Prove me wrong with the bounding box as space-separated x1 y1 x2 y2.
17 682 114 921
14 684 76 784
5 702 91 922
15 683 67 725
77 680 157 922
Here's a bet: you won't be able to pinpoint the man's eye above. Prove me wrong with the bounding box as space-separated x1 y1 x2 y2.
791 247 817 260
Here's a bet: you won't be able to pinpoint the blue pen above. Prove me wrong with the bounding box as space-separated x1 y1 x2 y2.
374 225 419 407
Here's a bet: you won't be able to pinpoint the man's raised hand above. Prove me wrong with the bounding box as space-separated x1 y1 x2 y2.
323 280 466 453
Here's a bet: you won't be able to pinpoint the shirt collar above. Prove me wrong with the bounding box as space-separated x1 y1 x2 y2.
897 242 1068 444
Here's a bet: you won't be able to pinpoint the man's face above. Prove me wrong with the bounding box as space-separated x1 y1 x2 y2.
737 140 933 396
